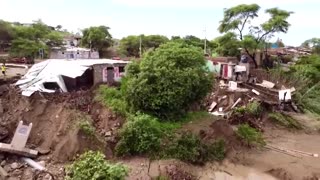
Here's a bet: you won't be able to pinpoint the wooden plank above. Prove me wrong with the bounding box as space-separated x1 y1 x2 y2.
0 143 38 158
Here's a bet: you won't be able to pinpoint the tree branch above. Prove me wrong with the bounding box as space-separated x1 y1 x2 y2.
257 28 275 43
239 16 249 40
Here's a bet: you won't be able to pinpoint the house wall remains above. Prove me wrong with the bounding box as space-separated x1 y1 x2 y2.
93 63 127 85
50 50 99 59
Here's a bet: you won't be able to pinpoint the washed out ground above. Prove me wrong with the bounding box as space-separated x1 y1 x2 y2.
0 70 320 179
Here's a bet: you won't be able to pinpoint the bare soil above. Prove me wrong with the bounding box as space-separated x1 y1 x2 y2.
0 84 123 179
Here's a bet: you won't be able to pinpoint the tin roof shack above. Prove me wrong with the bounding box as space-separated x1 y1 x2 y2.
16 59 130 96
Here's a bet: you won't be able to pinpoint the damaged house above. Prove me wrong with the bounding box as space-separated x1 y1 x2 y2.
15 59 130 96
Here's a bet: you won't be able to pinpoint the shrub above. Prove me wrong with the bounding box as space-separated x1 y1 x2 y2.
96 85 128 116
78 119 95 136
234 101 262 117
66 151 128 180
123 42 213 119
163 132 225 164
115 113 164 156
236 124 266 147
268 112 302 129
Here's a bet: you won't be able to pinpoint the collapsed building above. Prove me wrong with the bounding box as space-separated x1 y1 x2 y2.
15 59 130 96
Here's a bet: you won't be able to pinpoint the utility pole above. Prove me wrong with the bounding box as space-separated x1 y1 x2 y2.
139 36 142 57
203 26 207 55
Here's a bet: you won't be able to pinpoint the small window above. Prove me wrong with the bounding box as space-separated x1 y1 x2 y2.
119 66 125 73
43 82 60 90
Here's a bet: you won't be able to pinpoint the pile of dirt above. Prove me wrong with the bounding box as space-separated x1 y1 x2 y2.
199 119 241 150
266 168 293 180
165 164 195 180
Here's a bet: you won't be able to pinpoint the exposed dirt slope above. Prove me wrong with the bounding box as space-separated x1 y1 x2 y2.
0 86 117 163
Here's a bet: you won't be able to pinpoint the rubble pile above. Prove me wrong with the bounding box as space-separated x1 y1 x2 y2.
206 74 299 131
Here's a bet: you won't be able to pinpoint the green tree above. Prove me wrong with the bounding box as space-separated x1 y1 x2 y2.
0 20 14 43
124 42 213 119
10 20 63 59
10 38 47 58
219 4 293 67
119 35 169 57
45 31 63 47
56 25 62 31
213 32 241 57
81 26 113 55
302 38 320 54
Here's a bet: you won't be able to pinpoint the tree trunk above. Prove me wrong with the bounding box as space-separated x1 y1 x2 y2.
245 49 258 68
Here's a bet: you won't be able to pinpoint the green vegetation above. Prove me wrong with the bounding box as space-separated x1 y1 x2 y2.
115 113 164 156
78 118 95 136
234 101 262 117
119 35 169 57
269 112 302 129
270 55 320 115
302 38 320 54
10 20 63 59
123 42 213 119
96 85 128 116
81 26 113 56
236 124 266 147
219 4 293 67
162 132 225 165
66 151 128 180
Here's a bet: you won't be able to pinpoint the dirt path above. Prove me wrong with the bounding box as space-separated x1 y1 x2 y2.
232 127 320 179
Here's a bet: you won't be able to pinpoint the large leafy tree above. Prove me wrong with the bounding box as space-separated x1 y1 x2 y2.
119 35 168 57
218 4 293 67
81 26 113 55
0 20 14 43
10 20 63 59
123 42 213 119
171 35 216 55
212 32 241 57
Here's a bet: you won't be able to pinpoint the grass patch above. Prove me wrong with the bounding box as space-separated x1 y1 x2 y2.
162 111 212 130
268 112 302 129
161 132 225 165
236 124 266 147
95 85 128 116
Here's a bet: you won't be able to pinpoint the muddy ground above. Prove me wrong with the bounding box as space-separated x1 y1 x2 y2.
0 77 320 180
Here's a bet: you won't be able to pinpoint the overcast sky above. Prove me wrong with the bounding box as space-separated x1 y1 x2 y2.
0 0 319 46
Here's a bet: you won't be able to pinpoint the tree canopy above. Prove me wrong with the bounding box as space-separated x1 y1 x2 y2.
9 20 63 59
81 26 113 54
123 42 213 119
212 32 241 57
119 35 169 57
218 4 293 67
302 38 320 54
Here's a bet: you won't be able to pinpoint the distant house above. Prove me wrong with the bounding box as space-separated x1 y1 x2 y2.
50 47 99 59
63 34 82 47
